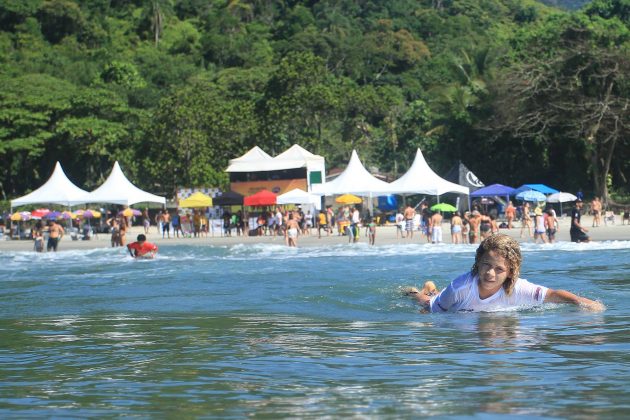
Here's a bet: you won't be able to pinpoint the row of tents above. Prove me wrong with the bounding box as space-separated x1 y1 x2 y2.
10 162 166 210
10 146 577 214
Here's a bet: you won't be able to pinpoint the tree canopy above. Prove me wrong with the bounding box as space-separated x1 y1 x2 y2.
1 0 628 207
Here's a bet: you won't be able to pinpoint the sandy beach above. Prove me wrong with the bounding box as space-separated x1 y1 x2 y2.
1 215 628 252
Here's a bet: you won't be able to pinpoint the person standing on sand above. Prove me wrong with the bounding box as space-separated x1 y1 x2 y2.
395 208 405 239
285 212 300 247
162 211 171 239
317 210 328 238
403 204 415 240
591 197 602 227
430 211 443 244
467 211 481 244
570 199 590 243
451 212 463 244
505 201 516 229
142 208 150 234
520 202 532 239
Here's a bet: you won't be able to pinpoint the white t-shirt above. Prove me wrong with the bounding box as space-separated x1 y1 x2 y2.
429 272 548 313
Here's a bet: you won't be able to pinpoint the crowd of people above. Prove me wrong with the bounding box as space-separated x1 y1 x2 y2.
7 194 629 253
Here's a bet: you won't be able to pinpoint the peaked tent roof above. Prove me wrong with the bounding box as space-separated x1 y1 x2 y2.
244 189 276 206
514 184 559 195
470 183 516 197
226 145 325 173
387 149 469 195
275 144 325 163
213 190 244 206
11 162 90 207
179 191 213 208
277 188 321 208
83 161 166 206
311 150 390 196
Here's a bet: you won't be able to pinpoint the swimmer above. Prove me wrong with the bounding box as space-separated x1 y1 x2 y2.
127 234 158 259
406 234 604 313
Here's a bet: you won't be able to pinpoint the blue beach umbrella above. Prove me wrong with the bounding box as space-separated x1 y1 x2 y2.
516 190 546 202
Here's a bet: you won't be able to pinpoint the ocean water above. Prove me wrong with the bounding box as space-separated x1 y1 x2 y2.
1 241 630 418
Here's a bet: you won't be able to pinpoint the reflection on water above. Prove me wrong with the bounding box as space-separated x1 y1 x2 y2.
1 243 629 417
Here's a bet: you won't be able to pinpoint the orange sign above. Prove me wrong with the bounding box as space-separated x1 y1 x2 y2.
231 179 307 196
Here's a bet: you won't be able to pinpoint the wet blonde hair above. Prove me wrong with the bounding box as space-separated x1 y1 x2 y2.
471 234 522 296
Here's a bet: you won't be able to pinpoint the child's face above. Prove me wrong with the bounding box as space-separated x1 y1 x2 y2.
477 250 510 296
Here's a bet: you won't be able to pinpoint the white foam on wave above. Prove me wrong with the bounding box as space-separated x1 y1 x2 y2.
220 240 630 262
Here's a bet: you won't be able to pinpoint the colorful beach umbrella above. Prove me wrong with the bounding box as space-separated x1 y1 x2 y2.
10 211 31 221
61 211 76 220
44 211 62 220
516 190 546 202
31 208 50 219
120 208 142 217
335 194 362 205
430 203 458 212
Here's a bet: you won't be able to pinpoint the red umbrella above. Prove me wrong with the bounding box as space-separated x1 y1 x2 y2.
244 189 277 206
31 208 51 219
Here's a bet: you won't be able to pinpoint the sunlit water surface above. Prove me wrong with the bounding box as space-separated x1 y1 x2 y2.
1 241 630 418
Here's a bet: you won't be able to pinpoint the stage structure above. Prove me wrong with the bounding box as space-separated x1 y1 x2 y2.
226 145 325 196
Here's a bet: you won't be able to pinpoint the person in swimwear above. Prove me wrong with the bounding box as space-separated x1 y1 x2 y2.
405 234 604 313
533 207 548 243
450 212 463 244
127 234 158 258
479 211 492 240
466 210 481 244
46 220 64 252
285 212 300 247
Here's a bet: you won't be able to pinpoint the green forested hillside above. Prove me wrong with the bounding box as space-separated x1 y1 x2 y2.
1 0 628 206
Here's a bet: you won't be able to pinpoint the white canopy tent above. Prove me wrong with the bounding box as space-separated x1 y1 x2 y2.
387 149 469 197
11 161 90 208
82 161 165 206
225 146 274 172
276 188 321 210
311 150 390 196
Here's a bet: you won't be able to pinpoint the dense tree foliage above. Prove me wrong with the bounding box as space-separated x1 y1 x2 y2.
1 0 628 208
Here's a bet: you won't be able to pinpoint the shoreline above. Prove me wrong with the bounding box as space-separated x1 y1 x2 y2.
1 215 629 252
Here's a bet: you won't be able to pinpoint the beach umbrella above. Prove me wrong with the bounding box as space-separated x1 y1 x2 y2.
179 191 213 208
44 211 62 220
431 203 458 212
31 208 50 219
120 208 142 217
516 190 546 202
76 209 101 219
546 192 578 216
10 211 31 221
335 194 362 205
61 211 76 220
546 192 577 203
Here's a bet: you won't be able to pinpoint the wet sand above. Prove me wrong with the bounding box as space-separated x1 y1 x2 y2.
1 215 628 252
